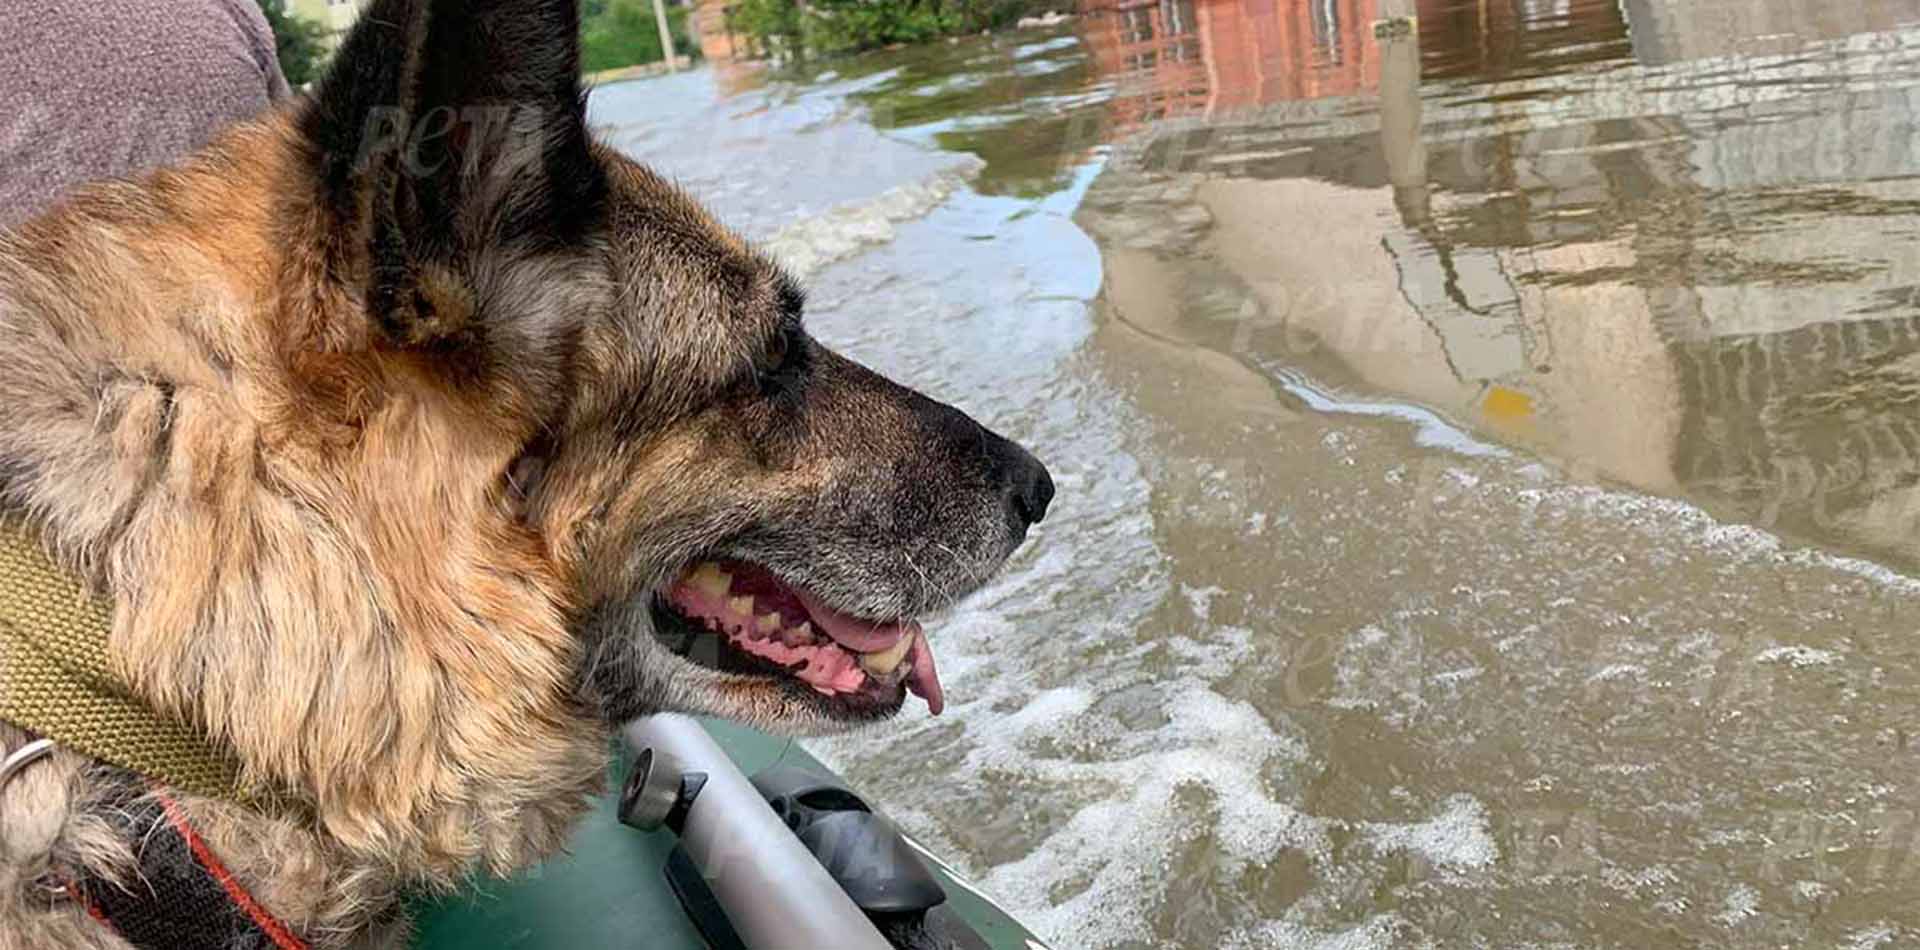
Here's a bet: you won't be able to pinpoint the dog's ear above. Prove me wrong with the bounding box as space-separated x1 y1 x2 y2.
301 0 605 345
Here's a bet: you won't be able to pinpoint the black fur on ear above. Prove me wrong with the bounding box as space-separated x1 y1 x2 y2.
300 0 606 345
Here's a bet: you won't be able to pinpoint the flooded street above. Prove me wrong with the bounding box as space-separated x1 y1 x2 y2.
591 1 1920 945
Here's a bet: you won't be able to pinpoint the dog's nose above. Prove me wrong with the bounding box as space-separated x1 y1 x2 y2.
1010 448 1054 526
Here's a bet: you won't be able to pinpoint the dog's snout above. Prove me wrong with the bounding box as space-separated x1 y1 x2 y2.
1008 445 1054 526
882 368 1054 531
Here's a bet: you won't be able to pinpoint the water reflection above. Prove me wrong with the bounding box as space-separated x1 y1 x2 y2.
1416 0 1631 80
775 0 1920 569
1068 0 1920 571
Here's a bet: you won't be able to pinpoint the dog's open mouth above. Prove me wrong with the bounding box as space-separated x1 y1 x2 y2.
652 559 946 716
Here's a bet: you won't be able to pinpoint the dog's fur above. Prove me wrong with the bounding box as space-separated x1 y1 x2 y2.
0 1 1049 946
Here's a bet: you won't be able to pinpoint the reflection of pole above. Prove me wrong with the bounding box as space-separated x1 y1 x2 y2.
1376 2 1427 225
654 0 680 71
1479 0 1488 63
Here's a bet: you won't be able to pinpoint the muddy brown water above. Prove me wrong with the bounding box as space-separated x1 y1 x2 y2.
590 1 1920 945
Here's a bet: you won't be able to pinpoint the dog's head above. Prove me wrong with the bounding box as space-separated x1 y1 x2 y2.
301 0 1051 732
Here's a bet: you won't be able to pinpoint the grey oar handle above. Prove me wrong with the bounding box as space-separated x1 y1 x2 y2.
623 715 894 950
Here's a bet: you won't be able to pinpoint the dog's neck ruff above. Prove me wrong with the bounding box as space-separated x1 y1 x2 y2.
0 517 250 801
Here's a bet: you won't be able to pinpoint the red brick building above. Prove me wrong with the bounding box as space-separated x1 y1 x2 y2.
1079 0 1386 133
1078 0 1631 132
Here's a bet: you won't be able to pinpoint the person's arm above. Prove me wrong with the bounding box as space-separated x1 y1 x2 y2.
0 0 292 231
225 0 296 101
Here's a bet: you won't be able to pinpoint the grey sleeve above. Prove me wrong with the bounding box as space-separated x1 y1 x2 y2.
0 1 297 231
219 0 295 100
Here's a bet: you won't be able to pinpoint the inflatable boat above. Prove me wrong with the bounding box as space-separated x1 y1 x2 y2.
410 716 1050 950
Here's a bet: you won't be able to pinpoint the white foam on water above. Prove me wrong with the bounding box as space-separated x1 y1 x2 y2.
1166 626 1255 680
1360 794 1499 874
762 157 986 280
1600 863 1681 898
1586 663 1646 684
1754 645 1843 668
1505 482 1920 594
1713 884 1761 927
1224 914 1409 950
1842 924 1903 950
997 686 1096 737
1654 895 1692 917
1328 622 1432 727
963 686 1327 949
1182 583 1226 621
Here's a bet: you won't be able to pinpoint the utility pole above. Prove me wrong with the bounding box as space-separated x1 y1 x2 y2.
652 0 681 72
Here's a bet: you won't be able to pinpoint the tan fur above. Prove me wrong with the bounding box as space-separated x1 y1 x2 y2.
0 114 606 946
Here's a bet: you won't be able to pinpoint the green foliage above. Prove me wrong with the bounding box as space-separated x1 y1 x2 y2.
255 1 329 87
735 0 1046 60
580 0 699 72
945 0 1049 32
729 0 804 56
801 0 954 56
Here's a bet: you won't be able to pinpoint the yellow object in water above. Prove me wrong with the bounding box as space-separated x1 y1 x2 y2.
1482 385 1536 422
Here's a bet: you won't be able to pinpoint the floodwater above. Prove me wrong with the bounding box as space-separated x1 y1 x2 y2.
589 1 1920 946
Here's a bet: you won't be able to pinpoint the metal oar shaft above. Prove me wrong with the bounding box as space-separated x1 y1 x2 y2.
624 716 893 950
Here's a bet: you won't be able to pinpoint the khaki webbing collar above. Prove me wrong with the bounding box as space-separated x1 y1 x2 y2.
0 518 251 802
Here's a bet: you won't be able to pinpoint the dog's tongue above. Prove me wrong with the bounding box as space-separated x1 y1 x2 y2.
793 589 912 652
794 590 945 715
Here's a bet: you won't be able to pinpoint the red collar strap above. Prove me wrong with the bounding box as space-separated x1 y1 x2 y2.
70 788 308 950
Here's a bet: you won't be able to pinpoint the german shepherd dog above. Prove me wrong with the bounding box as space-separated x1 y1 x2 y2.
0 0 1051 945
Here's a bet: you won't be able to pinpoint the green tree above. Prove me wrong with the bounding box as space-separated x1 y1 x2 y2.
256 1 330 87
734 0 1046 60
731 0 803 59
580 0 697 72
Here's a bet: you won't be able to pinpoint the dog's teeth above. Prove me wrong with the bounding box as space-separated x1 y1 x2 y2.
728 595 755 617
756 613 782 635
858 632 916 677
793 622 814 642
689 562 730 598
